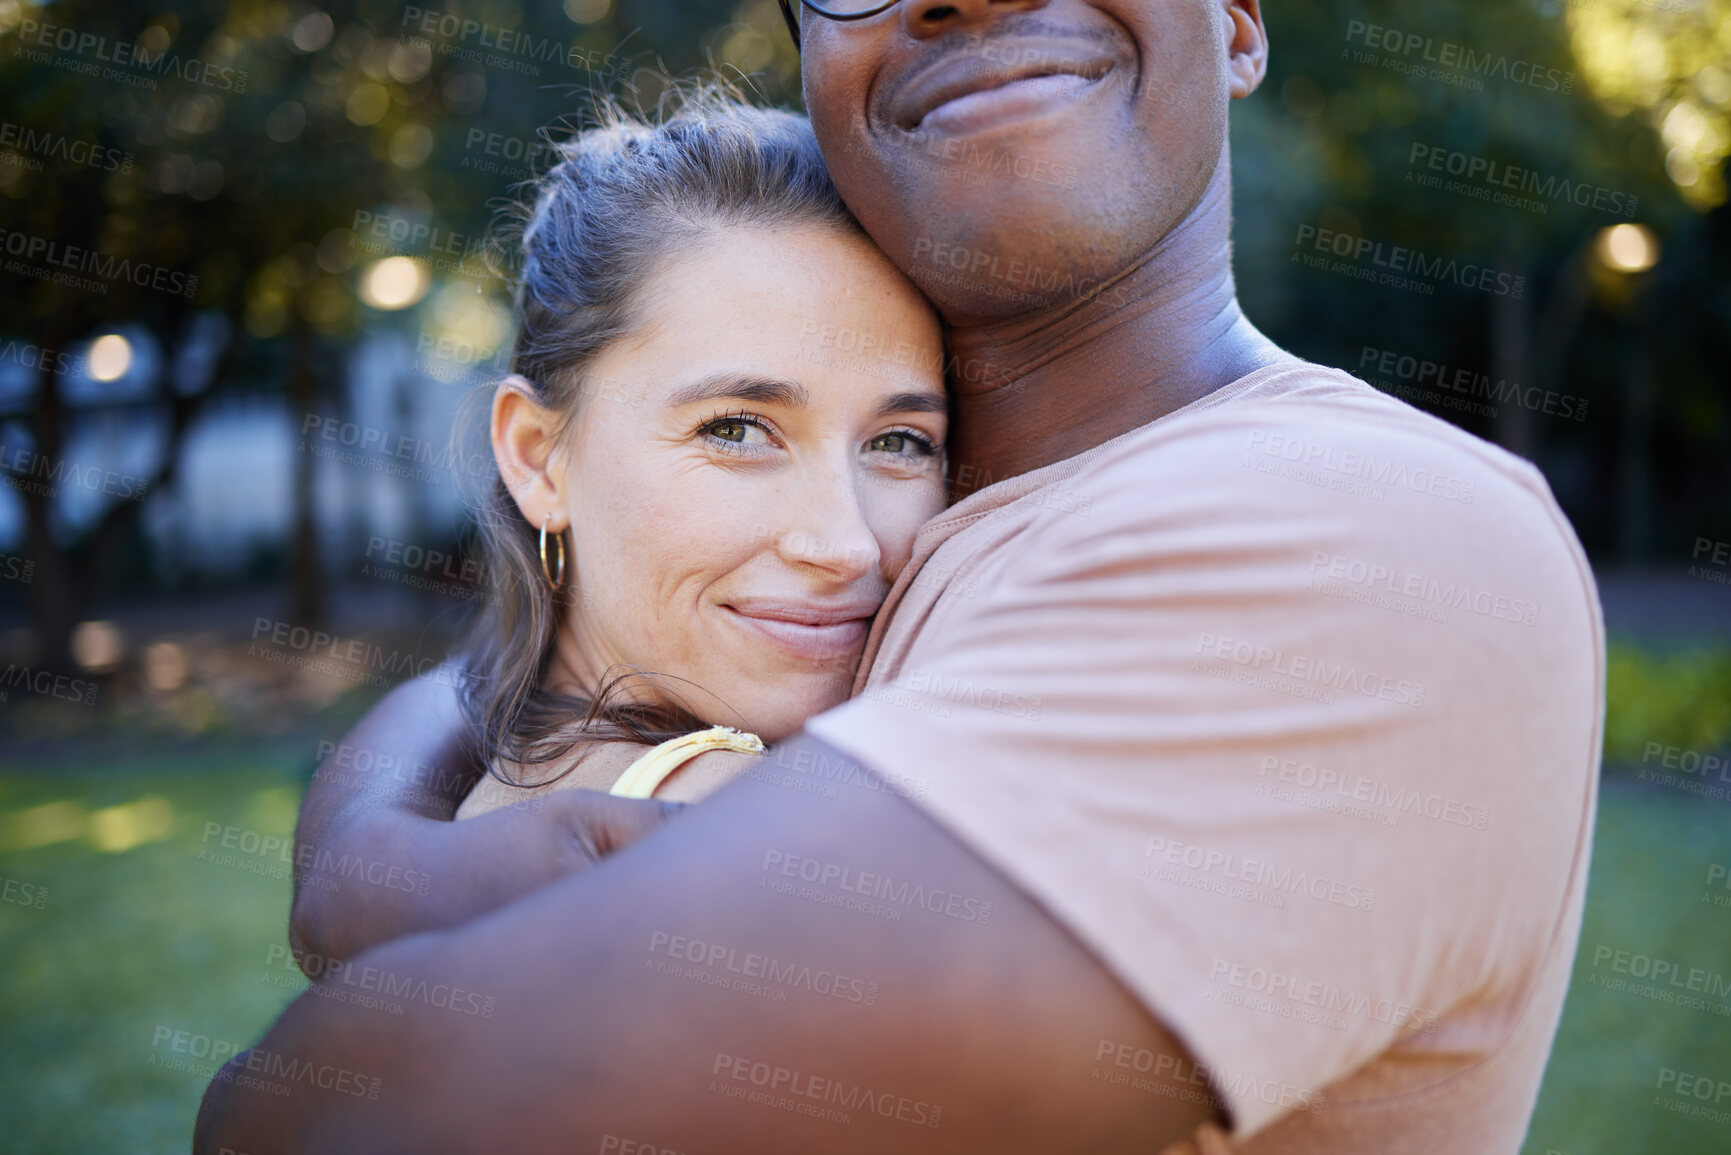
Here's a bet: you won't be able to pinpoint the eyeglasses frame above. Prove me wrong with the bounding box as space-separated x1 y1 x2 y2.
775 0 903 51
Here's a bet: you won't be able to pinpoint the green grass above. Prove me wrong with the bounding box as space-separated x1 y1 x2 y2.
0 752 311 1155
1603 645 1731 767
1 756 1727 1153
1522 777 1731 1155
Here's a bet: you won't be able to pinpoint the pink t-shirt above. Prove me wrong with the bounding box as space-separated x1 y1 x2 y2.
807 362 1603 1153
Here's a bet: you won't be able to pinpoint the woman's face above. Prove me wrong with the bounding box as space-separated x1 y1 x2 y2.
512 223 948 741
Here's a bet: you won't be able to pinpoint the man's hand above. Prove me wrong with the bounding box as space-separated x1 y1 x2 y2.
541 788 688 872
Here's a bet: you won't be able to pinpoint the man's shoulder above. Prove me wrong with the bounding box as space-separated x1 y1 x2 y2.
1092 360 1546 499
1069 361 1570 550
1013 360 1601 661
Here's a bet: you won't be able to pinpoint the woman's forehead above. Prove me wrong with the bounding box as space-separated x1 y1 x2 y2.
620 226 944 381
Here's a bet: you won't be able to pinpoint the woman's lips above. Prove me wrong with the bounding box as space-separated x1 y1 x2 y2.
722 603 875 663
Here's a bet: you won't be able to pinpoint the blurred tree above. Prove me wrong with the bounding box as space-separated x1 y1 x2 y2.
1568 0 1731 210
0 0 747 671
0 0 1723 678
1230 0 1725 556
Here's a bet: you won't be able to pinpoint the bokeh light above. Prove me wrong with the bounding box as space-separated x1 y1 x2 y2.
71 620 124 672
143 642 190 692
87 334 133 382
389 124 435 168
346 82 392 127
565 0 614 23
359 256 431 310
1597 223 1661 273
292 11 334 53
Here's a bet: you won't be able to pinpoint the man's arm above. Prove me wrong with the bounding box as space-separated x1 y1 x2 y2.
287 670 678 967
199 734 1218 1153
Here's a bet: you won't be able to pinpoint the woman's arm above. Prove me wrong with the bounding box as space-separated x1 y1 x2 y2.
287 669 681 969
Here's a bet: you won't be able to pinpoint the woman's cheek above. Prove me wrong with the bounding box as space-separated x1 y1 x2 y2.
625 483 751 629
872 478 945 580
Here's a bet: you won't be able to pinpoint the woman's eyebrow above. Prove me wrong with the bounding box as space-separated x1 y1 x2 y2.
663 374 810 410
873 392 948 419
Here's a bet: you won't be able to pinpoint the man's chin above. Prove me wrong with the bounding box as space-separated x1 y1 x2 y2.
888 214 1127 325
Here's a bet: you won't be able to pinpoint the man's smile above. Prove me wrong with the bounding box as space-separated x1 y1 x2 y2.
883 36 1119 137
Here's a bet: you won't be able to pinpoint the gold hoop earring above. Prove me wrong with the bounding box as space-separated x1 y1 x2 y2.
539 514 566 591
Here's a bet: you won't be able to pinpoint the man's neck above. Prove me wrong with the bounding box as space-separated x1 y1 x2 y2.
941 152 1297 500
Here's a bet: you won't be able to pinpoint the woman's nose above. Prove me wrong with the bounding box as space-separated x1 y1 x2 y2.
768 473 880 584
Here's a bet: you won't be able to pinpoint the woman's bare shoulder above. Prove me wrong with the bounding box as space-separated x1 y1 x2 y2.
455 742 647 820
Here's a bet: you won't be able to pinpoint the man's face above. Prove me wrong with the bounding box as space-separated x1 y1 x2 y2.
802 0 1254 323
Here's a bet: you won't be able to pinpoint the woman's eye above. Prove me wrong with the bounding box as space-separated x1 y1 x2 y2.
699 415 773 448
711 421 750 443
868 431 937 457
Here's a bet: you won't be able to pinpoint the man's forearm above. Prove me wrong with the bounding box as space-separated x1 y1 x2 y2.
289 669 489 965
289 670 704 966
201 735 1214 1153
288 802 574 966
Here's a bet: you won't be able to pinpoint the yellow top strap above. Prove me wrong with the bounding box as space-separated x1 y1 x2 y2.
609 726 765 799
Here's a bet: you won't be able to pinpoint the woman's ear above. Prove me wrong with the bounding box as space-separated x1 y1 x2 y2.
492 375 569 531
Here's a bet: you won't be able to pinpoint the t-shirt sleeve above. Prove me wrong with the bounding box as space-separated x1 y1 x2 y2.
806 400 1603 1139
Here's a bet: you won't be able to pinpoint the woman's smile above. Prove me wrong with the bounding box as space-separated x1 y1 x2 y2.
716 596 881 664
